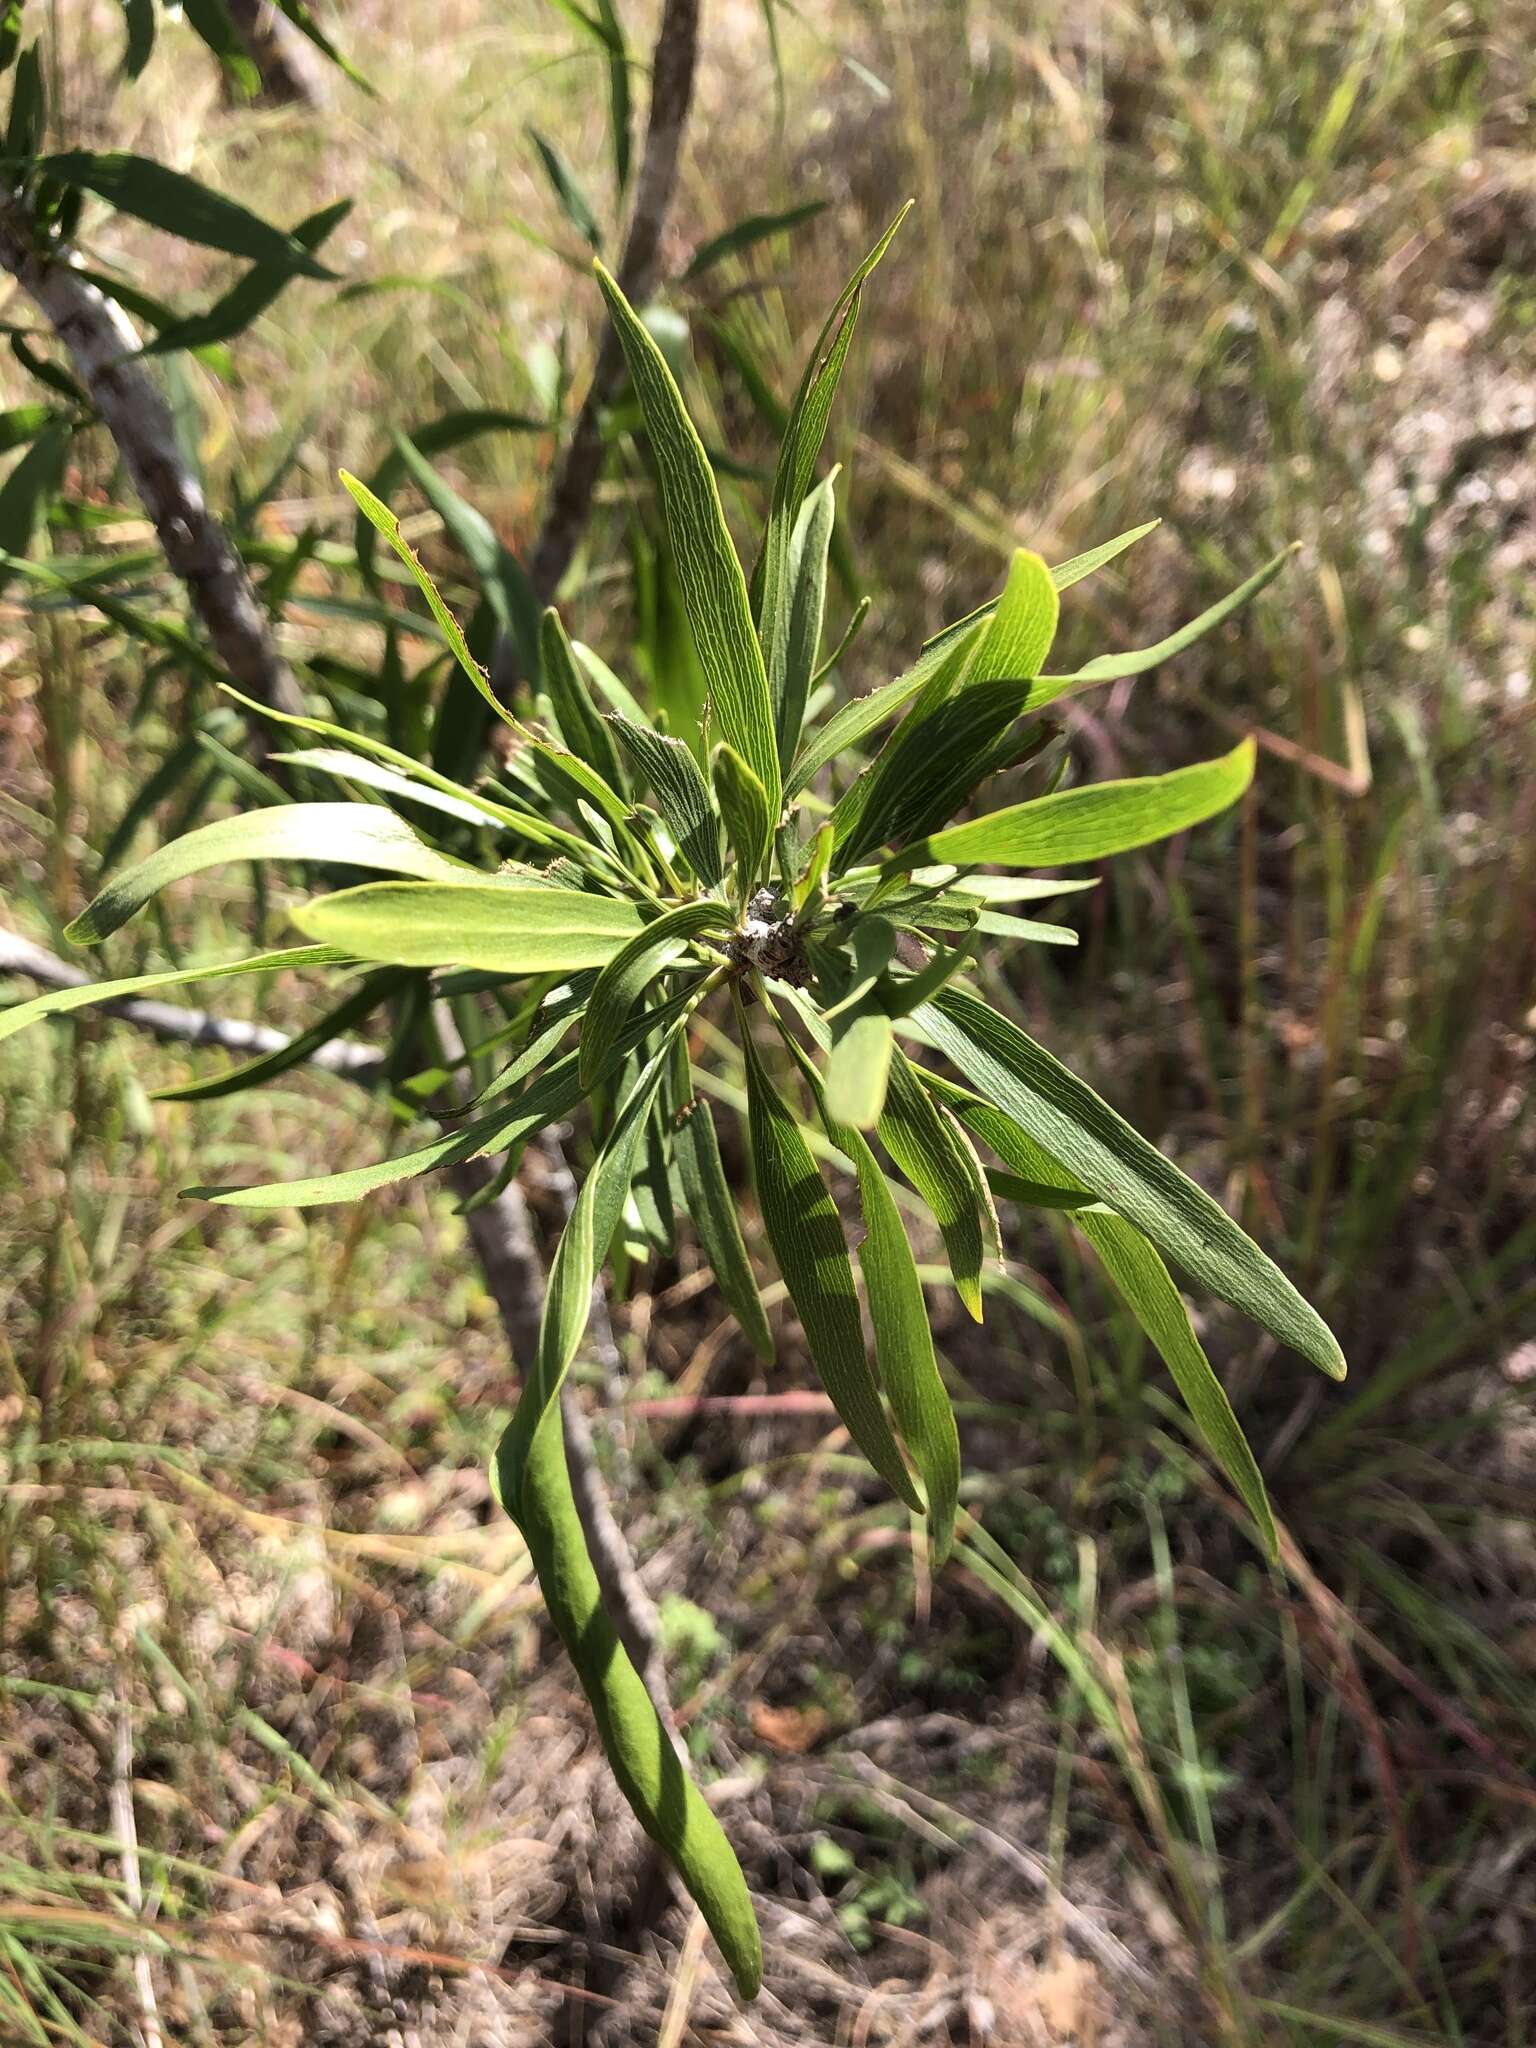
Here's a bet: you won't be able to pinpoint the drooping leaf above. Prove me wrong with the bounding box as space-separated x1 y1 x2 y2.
154 970 405 1103
0 945 347 1048
352 410 546 590
580 900 732 1088
877 1044 991 1321
888 739 1255 874
39 152 337 277
1041 548 1295 685
139 201 352 358
910 986 1346 1378
740 1008 922 1510
671 1041 774 1361
65 804 473 946
292 880 647 974
392 433 541 684
595 261 782 814
608 713 722 885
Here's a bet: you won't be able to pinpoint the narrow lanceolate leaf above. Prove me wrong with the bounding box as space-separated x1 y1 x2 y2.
771 471 835 774
969 548 1059 683
339 468 519 732
528 127 603 250
540 609 627 794
607 715 722 885
683 199 829 281
877 1045 990 1322
581 900 732 1088
824 1003 893 1132
140 199 352 357
950 1095 1275 1558
932 521 1162 651
292 880 646 974
493 1036 761 1999
38 153 337 278
751 203 910 637
739 1012 923 1510
269 749 490 827
0 946 347 1048
155 970 404 1103
890 739 1256 875
1041 547 1295 685
835 678 1029 869
189 990 695 1208
910 986 1346 1378
712 743 773 886
671 1043 774 1361
594 262 781 815
393 432 541 682
65 804 472 946
785 619 983 801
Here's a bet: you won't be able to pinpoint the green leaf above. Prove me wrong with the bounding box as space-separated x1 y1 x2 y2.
581 900 731 1089
889 739 1255 874
969 548 1058 682
835 676 1029 870
751 204 909 639
352 410 546 590
3 45 41 161
1050 520 1161 593
492 1033 761 1998
951 1095 1274 1556
0 421 70 589
877 1045 990 1321
269 0 375 93
595 261 782 818
607 714 722 885
540 609 627 794
671 1042 774 1361
0 945 346 1048
712 742 773 886
823 1003 893 1131
1042 548 1295 685
785 619 982 800
65 804 473 946
528 127 603 250
771 470 835 774
154 970 405 1103
139 201 352 358
38 152 337 277
911 986 1346 1378
0 404 63 456
684 199 829 281
392 432 541 683
739 1007 922 1510
268 749 491 828
190 989 694 1208
118 0 156 75
292 880 647 974
572 639 648 726
181 0 260 93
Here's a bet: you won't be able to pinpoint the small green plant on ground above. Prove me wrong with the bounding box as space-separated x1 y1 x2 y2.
0 216 1344 1997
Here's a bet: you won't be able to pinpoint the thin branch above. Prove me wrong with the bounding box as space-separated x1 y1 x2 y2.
110 1693 165 2048
500 0 699 682
0 197 306 742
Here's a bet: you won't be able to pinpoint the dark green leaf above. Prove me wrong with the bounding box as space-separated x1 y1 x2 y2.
529 127 603 250
540 607 627 794
391 433 541 684
0 420 70 588
607 712 722 885
581 900 732 1088
671 1042 774 1361
140 201 352 357
712 741 773 885
683 199 829 282
877 1044 990 1321
154 970 404 1103
39 153 337 277
771 470 834 774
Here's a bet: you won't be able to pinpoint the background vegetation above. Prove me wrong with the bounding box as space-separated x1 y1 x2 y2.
2 1 1533 2041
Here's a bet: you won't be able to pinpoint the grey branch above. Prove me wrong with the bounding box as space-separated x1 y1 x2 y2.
1 926 669 1724
0 196 306 741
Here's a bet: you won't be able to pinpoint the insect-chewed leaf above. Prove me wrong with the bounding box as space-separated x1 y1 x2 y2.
393 433 542 682
712 742 773 884
740 1009 923 1510
607 715 722 885
891 739 1256 875
969 548 1058 683
671 1041 774 1360
910 986 1346 1378
38 152 337 277
0 944 348 1048
581 901 732 1088
540 609 628 794
594 263 781 817
771 472 835 775
292 880 646 974
951 1094 1275 1557
877 1045 990 1321
64 804 471 946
